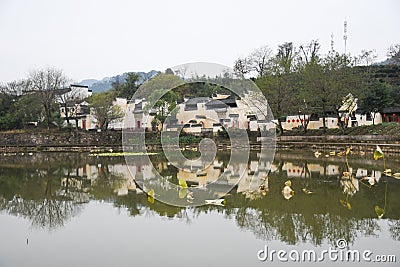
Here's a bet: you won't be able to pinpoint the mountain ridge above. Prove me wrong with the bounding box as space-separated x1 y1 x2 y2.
78 70 159 93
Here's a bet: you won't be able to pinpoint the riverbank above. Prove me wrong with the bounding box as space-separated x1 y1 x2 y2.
1 125 400 154
283 123 400 138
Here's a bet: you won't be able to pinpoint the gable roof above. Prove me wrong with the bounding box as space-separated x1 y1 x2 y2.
382 106 400 113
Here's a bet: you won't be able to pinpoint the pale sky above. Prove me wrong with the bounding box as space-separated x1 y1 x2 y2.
0 0 399 83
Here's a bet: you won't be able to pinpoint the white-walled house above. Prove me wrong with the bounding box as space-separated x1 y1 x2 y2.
58 85 93 129
278 94 383 130
109 98 157 131
167 94 271 134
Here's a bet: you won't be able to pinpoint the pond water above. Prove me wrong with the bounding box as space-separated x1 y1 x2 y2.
0 150 399 266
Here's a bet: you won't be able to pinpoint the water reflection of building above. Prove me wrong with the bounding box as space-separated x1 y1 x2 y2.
177 160 222 187
60 163 137 197
280 162 341 177
56 155 385 201
277 162 382 182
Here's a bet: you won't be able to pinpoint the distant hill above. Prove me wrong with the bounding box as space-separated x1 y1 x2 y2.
79 70 159 93
375 53 400 66
79 79 98 87
377 57 400 66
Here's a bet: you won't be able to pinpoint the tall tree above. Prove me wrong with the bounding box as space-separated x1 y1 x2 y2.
255 42 299 134
140 73 182 129
387 44 400 64
89 91 124 130
360 80 393 125
296 40 321 133
27 67 69 128
324 52 361 133
233 46 272 78
299 40 320 65
113 73 140 99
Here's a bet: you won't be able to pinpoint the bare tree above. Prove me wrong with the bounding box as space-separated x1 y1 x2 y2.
387 44 400 64
57 86 85 126
275 42 297 74
234 46 272 78
233 57 251 78
249 46 272 77
355 49 377 66
299 40 320 65
27 67 69 128
0 80 28 97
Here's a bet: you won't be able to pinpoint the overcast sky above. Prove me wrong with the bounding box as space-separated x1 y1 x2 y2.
0 0 399 83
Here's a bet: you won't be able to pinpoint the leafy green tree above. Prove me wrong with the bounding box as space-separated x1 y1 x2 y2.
236 41 365 134
295 40 322 133
323 52 361 133
113 73 140 99
255 42 299 134
360 80 393 125
0 91 42 130
300 51 360 133
149 90 178 129
89 91 124 130
13 94 43 128
139 73 183 129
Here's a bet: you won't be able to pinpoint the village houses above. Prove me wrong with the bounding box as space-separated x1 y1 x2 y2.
58 86 399 133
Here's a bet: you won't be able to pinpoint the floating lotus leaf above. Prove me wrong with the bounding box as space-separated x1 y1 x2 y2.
178 178 188 188
178 188 188 199
392 173 400 179
374 146 384 160
374 205 385 219
147 189 155 204
302 188 314 195
282 185 294 200
205 199 226 206
340 199 352 210
383 169 392 175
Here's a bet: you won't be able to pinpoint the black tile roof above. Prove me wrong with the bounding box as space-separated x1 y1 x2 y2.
382 107 400 113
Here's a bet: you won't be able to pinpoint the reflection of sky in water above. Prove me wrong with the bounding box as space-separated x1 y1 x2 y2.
0 151 399 266
0 202 398 267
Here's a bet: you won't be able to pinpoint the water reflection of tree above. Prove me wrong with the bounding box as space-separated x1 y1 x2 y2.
0 164 84 231
1 152 400 245
1 196 82 230
234 208 380 245
114 192 191 223
107 153 399 245
89 164 125 201
389 220 400 241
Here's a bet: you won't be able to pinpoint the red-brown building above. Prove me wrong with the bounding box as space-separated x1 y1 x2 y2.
381 107 400 124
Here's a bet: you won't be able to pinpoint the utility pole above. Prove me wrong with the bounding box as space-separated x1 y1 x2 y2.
343 20 348 55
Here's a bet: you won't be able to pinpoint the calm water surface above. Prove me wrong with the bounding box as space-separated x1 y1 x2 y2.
0 150 399 266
